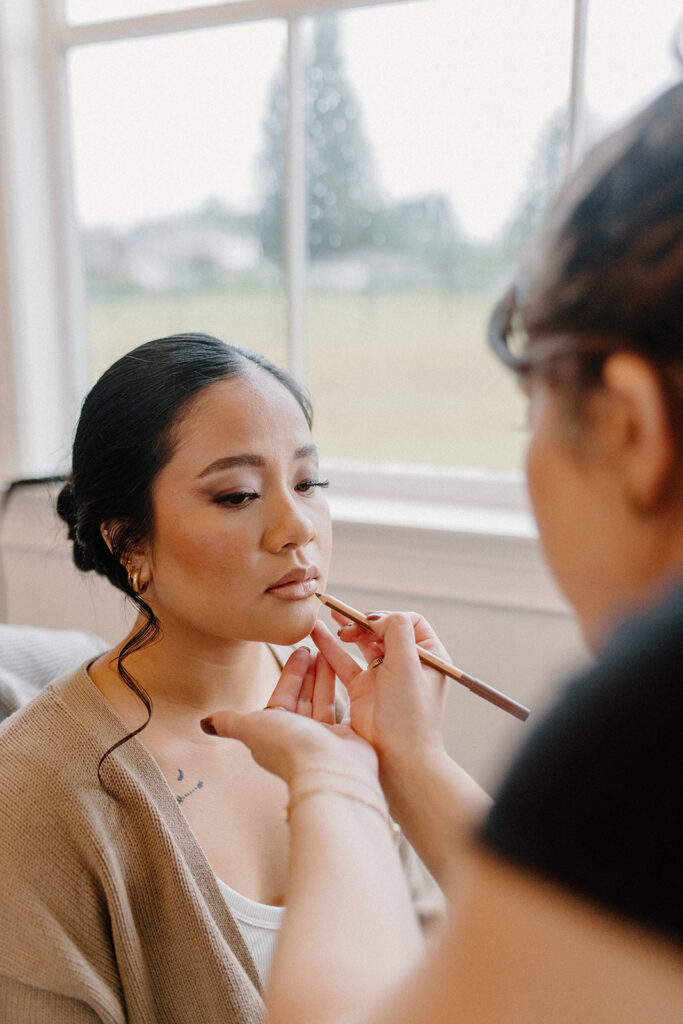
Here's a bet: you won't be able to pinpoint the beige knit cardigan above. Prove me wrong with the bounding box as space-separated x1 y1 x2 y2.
0 663 442 1023
0 664 265 1023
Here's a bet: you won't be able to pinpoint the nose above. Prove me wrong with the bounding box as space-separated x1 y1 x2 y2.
262 491 316 553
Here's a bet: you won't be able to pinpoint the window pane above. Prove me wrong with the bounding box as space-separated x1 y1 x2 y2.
68 21 287 382
66 0 240 23
583 0 682 146
303 0 574 469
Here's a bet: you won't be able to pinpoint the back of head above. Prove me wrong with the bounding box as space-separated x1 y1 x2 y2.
488 80 683 449
522 80 683 360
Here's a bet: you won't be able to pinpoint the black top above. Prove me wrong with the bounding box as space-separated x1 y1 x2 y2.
480 582 683 946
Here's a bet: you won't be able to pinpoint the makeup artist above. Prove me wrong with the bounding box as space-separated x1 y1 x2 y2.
202 78 683 1023
0 336 439 1022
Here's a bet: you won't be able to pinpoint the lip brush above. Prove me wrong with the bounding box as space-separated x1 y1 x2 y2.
316 591 530 722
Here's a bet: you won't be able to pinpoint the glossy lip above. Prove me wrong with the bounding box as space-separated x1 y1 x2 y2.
266 566 319 600
266 577 319 600
267 565 318 591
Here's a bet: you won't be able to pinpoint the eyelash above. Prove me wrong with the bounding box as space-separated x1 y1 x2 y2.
214 479 330 508
298 478 330 493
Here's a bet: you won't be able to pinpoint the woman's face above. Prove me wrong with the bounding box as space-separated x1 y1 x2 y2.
523 373 627 650
139 367 332 648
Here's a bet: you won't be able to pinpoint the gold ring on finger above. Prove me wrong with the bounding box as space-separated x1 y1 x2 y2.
367 656 384 670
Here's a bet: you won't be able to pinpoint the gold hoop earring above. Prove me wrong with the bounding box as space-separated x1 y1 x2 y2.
127 564 147 595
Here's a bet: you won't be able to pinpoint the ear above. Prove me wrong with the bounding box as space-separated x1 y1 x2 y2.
100 521 152 589
601 353 676 513
100 522 114 554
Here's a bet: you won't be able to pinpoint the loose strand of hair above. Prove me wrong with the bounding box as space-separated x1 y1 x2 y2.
97 594 160 790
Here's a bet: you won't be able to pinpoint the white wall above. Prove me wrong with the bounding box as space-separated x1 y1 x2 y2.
0 480 586 791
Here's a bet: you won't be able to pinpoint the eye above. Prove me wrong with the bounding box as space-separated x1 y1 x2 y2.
214 490 260 508
296 478 330 494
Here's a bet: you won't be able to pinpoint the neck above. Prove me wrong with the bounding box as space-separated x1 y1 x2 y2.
588 558 683 653
104 617 282 723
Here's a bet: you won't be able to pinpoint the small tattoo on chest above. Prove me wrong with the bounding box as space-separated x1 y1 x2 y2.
175 767 204 804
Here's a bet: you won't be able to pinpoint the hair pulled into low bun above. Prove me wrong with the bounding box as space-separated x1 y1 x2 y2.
55 478 77 536
56 478 114 577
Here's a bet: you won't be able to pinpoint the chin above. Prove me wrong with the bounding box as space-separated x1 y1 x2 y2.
262 603 320 647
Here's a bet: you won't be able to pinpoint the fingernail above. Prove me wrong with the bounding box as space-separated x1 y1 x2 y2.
365 613 382 621
200 717 217 735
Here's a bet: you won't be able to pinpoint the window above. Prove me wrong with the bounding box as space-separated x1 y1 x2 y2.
66 0 574 473
1 0 681 488
67 0 231 20
68 21 288 381
304 2 571 468
583 0 682 145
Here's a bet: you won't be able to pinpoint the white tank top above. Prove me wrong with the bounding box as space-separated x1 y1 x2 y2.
216 877 285 985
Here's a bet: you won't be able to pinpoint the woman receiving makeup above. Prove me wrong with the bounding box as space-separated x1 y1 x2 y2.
0 335 439 1023
202 80 683 1023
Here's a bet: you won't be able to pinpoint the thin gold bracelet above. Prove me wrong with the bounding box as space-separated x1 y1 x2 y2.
290 764 380 792
286 785 402 841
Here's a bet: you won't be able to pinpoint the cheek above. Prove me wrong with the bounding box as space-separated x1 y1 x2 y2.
151 511 253 582
523 391 562 533
524 430 545 521
524 425 566 564
316 505 333 570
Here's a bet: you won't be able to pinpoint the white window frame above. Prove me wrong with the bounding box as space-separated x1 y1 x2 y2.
0 0 588 527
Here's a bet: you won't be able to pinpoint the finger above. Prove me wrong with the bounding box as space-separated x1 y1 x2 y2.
264 646 314 712
362 610 450 661
296 656 316 717
310 621 365 686
376 613 446 680
331 608 385 640
381 613 424 670
329 608 357 629
335 620 363 640
201 706 312 783
202 707 251 741
336 624 385 665
312 651 336 725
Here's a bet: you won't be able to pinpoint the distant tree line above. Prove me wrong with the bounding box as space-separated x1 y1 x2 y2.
84 14 566 297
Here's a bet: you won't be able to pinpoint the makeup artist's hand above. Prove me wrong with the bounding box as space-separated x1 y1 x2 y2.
201 647 378 784
311 614 490 887
310 611 449 770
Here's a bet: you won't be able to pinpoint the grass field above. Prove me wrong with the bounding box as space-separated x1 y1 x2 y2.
87 287 527 470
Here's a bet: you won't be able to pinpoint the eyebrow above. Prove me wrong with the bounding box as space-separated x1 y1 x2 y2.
197 444 318 480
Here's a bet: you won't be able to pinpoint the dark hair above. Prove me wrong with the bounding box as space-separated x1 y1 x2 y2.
56 333 312 778
489 80 683 439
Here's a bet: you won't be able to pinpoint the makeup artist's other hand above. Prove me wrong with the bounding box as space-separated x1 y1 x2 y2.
310 611 449 770
201 647 377 784
313 615 490 885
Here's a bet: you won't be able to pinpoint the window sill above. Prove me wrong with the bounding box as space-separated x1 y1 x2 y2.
0 473 570 630
329 493 535 538
326 492 569 619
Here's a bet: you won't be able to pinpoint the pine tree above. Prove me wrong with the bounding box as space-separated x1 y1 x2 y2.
503 109 567 255
258 13 379 264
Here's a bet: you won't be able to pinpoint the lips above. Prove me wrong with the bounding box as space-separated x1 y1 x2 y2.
266 567 319 601
267 566 318 591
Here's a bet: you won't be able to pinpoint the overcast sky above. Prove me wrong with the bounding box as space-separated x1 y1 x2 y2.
68 0 682 240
